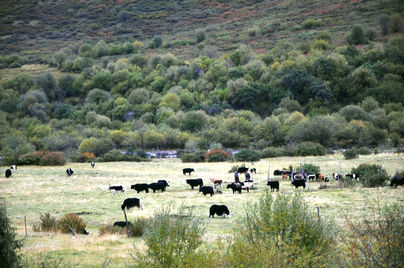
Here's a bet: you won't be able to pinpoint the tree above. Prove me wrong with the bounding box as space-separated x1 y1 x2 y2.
195 30 206 43
378 14 391 35
0 200 22 268
348 24 365 45
391 14 404 33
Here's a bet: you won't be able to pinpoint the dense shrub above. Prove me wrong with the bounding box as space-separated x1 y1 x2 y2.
261 147 284 158
346 203 404 267
205 150 229 162
296 163 320 174
33 213 57 232
129 217 149 237
57 214 87 234
180 151 206 163
234 149 260 161
296 142 325 156
357 146 372 155
18 151 66 166
0 200 22 268
344 149 359 160
351 164 389 187
348 24 365 44
133 206 205 267
226 193 336 267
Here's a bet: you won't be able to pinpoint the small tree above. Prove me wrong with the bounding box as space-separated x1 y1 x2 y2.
195 30 206 43
378 14 391 35
391 14 404 33
0 201 22 268
349 24 365 45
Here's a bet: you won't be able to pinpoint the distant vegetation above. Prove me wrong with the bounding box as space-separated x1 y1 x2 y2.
0 0 403 163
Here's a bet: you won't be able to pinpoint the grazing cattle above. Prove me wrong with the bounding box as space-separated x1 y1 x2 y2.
273 170 282 176
237 167 249 174
267 181 280 192
333 173 341 180
113 221 131 228
293 174 305 181
10 165 17 170
250 168 257 174
5 169 12 178
109 185 125 193
292 180 306 189
390 177 404 187
121 198 142 210
183 168 195 175
149 181 169 193
307 174 316 181
186 178 203 189
91 162 95 168
199 186 214 196
209 205 230 218
210 178 222 188
66 168 74 176
131 183 149 193
227 183 243 194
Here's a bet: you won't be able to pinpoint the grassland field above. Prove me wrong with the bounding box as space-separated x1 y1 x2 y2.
1 153 403 267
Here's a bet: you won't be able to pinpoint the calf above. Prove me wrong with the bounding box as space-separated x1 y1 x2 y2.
227 183 243 194
5 169 12 178
121 198 142 210
10 165 17 170
199 186 214 196
91 162 95 168
390 176 404 187
183 168 194 175
186 178 203 189
131 183 149 193
267 181 280 192
292 180 306 189
66 168 74 176
307 174 316 181
113 221 131 228
345 173 356 179
250 168 257 174
209 205 230 218
237 167 248 174
210 178 222 188
149 181 169 193
109 185 125 193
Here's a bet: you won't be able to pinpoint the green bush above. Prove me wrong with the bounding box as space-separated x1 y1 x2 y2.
261 147 284 158
129 217 149 237
296 163 320 174
180 151 206 163
101 149 126 161
344 149 359 160
357 146 372 155
34 213 57 232
57 214 87 234
226 193 336 267
0 200 22 268
234 149 260 161
352 164 389 187
18 151 66 166
348 24 365 44
205 150 229 162
302 18 323 29
133 206 205 267
296 142 325 156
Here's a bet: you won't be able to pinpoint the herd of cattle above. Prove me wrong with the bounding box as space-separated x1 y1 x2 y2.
2 164 404 230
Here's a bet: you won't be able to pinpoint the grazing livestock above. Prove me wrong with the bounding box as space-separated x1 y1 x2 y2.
199 186 214 196
66 168 74 176
109 185 125 193
273 170 282 176
390 177 404 187
131 183 149 193
237 167 249 174
333 173 341 180
345 173 356 179
292 180 306 189
183 168 195 175
227 183 243 194
91 162 95 168
149 181 169 193
186 178 203 189
121 198 142 210
307 174 316 181
5 169 12 178
10 165 17 170
209 205 230 218
250 168 257 174
210 178 222 188
267 181 280 192
113 221 131 228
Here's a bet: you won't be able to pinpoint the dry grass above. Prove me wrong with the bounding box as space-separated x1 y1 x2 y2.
1 153 403 266
0 64 75 82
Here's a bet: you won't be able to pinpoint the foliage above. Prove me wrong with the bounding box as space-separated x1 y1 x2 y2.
296 163 320 174
378 14 391 35
351 164 389 187
261 147 284 158
343 149 359 160
18 151 66 166
296 142 325 156
234 149 260 161
133 206 205 267
0 200 22 268
98 225 121 236
57 214 87 234
348 24 365 45
204 149 230 162
226 193 336 267
180 151 206 163
33 213 57 232
346 203 404 267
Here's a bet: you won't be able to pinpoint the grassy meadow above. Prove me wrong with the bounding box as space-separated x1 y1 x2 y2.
1 153 404 267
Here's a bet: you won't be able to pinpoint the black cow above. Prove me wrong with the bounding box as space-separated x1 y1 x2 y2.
113 221 131 228
199 186 214 196
91 162 95 168
267 181 280 192
390 176 404 187
186 178 203 189
227 183 244 194
183 168 194 175
66 168 74 176
209 205 230 218
250 168 257 174
131 183 149 193
273 170 282 176
237 167 248 174
292 180 306 189
5 169 12 178
345 173 356 179
149 181 169 193
121 198 142 210
109 185 125 193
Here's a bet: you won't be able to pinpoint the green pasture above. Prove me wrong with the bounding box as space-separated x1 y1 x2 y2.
1 153 403 267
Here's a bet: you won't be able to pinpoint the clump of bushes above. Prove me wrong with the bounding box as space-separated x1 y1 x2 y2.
18 151 66 166
344 149 359 160
205 150 230 162
296 142 325 156
352 163 389 187
33 213 87 235
32 213 57 232
261 147 284 158
234 149 260 161
296 163 320 174
180 151 206 163
357 146 372 155
0 200 22 267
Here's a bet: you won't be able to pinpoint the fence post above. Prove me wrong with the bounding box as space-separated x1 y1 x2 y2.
317 207 320 218
24 216 27 236
123 210 130 238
